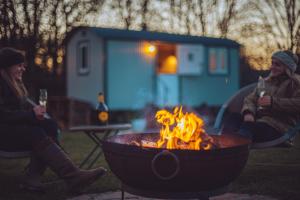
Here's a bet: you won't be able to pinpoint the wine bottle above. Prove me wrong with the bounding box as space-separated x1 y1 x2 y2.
96 92 109 125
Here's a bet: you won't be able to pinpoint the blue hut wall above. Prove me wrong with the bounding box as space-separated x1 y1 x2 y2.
106 42 239 109
106 40 155 110
66 30 105 107
180 48 239 106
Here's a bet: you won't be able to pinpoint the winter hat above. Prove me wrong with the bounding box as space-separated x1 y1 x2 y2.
0 47 25 69
271 50 298 73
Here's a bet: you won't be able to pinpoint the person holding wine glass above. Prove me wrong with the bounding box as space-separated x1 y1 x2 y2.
239 50 300 143
0 47 106 193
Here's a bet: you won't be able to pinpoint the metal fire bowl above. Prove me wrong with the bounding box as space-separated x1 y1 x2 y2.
102 132 250 193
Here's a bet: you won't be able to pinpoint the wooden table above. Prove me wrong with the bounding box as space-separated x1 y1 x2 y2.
69 124 132 169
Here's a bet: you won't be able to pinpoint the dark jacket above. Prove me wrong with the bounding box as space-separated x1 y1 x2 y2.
241 74 300 133
0 77 36 126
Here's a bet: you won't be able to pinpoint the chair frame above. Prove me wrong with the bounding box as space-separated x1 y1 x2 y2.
213 83 300 149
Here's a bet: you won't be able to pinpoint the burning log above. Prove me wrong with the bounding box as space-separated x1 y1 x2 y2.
130 141 141 147
131 106 220 150
141 140 157 148
131 133 219 150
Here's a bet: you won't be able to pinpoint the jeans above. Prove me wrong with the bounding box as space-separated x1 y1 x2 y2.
222 113 282 143
239 121 282 143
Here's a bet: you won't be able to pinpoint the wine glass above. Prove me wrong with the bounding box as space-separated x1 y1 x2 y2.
257 76 265 110
39 89 48 107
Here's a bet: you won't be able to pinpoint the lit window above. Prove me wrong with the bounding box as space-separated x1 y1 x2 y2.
208 48 228 75
188 53 194 61
177 44 204 75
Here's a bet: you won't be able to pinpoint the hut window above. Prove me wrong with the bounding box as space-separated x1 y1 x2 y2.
208 47 228 75
77 41 90 75
188 53 194 62
177 44 204 75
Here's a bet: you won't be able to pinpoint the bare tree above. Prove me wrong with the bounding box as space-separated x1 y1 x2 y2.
0 0 105 93
193 0 217 36
140 0 150 30
196 0 208 35
236 0 300 69
167 0 195 35
0 0 48 76
108 0 137 29
216 0 237 38
108 0 165 31
284 0 300 52
43 0 105 76
0 0 104 71
166 0 237 37
242 0 300 52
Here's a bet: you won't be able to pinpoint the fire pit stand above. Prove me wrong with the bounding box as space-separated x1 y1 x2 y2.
120 184 229 200
101 132 250 200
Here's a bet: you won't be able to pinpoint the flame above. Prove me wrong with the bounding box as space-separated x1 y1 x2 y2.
155 106 213 150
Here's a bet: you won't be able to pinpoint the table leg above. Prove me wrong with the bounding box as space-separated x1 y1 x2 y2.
92 130 111 144
80 129 121 169
87 150 104 169
79 144 99 169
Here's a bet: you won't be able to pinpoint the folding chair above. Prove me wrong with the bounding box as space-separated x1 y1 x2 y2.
213 83 300 149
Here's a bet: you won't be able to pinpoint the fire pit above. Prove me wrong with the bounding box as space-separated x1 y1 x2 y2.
101 107 251 199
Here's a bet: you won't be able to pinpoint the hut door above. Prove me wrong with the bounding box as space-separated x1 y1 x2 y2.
156 74 179 107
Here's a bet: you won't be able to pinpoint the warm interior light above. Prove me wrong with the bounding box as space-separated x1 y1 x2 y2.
160 55 177 73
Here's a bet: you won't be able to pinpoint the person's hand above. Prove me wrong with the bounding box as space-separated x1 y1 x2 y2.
257 95 272 107
33 105 46 120
244 113 255 122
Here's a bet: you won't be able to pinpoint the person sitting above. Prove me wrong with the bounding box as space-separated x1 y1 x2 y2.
0 47 106 193
239 50 300 144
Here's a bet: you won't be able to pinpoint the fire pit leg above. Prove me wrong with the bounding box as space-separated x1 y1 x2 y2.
121 186 125 200
197 195 209 200
121 183 219 200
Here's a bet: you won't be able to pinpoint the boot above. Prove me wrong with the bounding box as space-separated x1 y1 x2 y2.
20 155 47 193
33 138 106 193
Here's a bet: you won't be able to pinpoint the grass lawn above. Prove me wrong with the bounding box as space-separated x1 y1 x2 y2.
0 131 300 200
